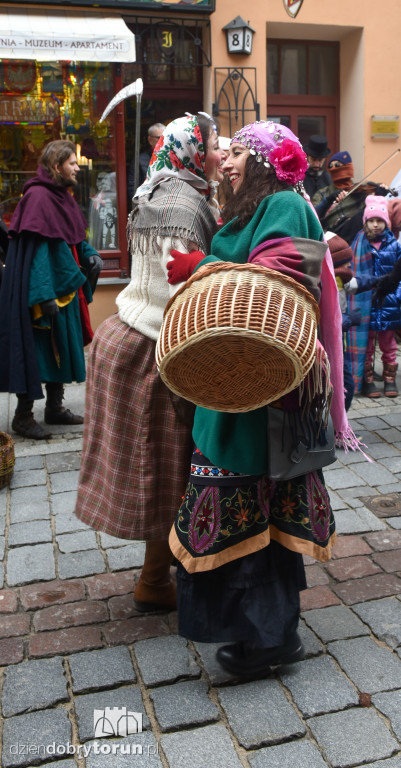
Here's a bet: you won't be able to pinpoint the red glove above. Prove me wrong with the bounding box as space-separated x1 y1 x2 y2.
167 250 205 285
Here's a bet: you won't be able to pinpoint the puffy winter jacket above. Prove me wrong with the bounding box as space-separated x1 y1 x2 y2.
351 228 401 331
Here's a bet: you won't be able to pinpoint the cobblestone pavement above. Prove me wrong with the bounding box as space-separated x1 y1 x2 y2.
1 379 401 768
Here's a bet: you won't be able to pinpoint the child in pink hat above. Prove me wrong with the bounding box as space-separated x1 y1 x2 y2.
346 195 401 397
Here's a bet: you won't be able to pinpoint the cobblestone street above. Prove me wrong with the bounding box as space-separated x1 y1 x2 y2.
1 380 401 768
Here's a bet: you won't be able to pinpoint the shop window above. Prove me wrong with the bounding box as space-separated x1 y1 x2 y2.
0 59 120 257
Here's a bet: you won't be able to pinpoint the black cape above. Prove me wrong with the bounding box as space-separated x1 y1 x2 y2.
0 233 43 399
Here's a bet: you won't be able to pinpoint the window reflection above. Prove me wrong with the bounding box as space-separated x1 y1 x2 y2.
89 172 118 251
281 44 306 95
0 59 119 252
267 40 338 97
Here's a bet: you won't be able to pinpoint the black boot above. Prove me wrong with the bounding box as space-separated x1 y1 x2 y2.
12 394 52 440
216 631 305 678
44 383 84 425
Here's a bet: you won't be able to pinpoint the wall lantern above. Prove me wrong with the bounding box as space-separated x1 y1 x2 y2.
222 16 255 55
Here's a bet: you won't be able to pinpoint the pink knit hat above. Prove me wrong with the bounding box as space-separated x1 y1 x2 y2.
363 195 390 227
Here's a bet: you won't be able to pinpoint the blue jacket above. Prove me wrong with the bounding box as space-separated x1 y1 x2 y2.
353 228 401 331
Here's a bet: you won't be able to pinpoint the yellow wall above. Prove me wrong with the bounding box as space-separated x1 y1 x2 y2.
93 0 401 329
89 284 119 331
207 0 401 185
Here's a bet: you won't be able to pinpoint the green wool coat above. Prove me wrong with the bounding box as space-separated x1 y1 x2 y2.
192 190 324 475
28 238 97 383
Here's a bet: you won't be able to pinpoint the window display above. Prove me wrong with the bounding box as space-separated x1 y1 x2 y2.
0 59 119 253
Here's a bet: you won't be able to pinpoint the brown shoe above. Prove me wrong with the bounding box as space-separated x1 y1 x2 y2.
12 412 51 440
133 541 176 613
12 395 52 440
44 408 84 425
133 581 176 613
44 382 83 424
383 362 398 397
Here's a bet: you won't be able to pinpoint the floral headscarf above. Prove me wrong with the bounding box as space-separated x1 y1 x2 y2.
134 114 210 199
231 121 308 186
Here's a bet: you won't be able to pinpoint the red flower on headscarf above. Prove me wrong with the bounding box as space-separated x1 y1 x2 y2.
193 152 203 169
149 150 158 168
269 139 308 185
169 151 185 170
194 124 202 144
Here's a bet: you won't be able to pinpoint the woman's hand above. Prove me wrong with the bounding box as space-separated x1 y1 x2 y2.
167 250 205 284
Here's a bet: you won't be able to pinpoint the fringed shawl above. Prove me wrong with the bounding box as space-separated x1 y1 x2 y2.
248 230 366 453
347 230 374 392
249 236 327 303
127 178 217 258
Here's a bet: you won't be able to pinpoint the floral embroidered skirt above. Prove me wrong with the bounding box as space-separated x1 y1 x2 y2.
170 448 335 646
169 449 336 575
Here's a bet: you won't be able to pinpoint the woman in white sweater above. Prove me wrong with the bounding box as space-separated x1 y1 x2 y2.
74 114 223 611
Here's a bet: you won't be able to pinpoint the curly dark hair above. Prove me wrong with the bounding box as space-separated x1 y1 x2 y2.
221 153 294 229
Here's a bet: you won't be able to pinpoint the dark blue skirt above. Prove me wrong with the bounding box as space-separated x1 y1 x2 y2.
176 540 306 648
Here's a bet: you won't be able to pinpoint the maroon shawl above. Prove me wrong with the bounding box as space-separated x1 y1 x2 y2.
9 166 87 246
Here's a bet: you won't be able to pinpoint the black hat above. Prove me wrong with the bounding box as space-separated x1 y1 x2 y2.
303 135 331 158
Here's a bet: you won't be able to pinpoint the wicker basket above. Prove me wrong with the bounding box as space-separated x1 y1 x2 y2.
156 262 320 413
0 431 15 488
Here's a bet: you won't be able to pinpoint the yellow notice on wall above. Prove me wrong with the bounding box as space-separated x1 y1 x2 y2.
371 115 399 138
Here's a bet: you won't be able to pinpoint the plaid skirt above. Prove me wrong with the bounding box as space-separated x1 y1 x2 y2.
74 314 194 540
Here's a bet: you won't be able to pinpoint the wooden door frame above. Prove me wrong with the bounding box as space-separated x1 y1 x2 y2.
266 101 338 157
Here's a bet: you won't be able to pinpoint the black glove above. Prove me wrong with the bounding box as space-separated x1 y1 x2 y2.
88 253 103 292
40 299 59 317
348 309 361 326
373 260 401 307
89 253 103 273
342 309 361 331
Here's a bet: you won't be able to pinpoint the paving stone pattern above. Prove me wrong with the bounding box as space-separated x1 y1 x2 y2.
1 384 401 767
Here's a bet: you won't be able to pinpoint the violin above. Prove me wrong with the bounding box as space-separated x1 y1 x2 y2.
351 180 397 196
346 180 398 199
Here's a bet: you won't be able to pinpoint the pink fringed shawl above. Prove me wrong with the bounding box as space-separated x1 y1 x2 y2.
248 233 367 454
319 249 362 451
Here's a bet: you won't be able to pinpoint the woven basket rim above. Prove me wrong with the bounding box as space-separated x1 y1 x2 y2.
158 329 306 412
0 431 14 447
0 431 15 487
164 261 320 319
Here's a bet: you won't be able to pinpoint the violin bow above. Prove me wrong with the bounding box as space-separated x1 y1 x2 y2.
344 148 401 198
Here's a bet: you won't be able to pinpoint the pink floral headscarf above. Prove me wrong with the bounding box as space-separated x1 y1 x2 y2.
231 121 308 186
134 114 210 198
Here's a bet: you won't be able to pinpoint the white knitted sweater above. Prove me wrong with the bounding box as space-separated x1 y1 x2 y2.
116 233 198 341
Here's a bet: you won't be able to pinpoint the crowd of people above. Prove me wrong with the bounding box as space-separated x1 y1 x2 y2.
1 115 400 679
306 133 401 402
